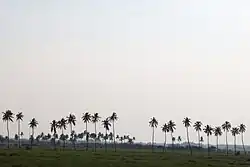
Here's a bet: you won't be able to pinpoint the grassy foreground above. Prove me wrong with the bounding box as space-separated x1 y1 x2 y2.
0 149 250 167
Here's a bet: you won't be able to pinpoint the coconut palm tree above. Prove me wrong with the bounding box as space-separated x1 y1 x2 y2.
172 136 176 145
119 136 124 144
239 124 246 155
214 126 222 152
67 113 76 149
82 112 91 151
2 110 14 148
231 127 239 155
183 117 192 155
161 123 169 152
92 113 101 152
203 125 213 156
109 112 118 152
177 136 182 147
167 120 176 150
29 118 38 148
149 117 158 152
50 120 58 149
102 118 111 152
20 132 24 141
58 118 67 149
222 121 231 155
16 112 23 148
200 136 204 147
193 121 202 149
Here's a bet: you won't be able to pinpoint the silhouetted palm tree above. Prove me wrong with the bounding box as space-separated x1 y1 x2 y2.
109 112 118 152
172 136 176 145
167 120 176 151
149 117 158 152
58 118 67 149
222 121 231 155
200 136 204 147
183 117 192 155
231 127 239 155
82 112 91 151
204 125 213 156
239 124 246 155
92 113 101 152
193 121 202 149
214 126 222 152
67 113 76 149
29 118 38 148
20 132 24 141
177 136 182 147
2 110 14 148
50 120 58 149
102 118 111 152
16 112 23 148
161 123 169 152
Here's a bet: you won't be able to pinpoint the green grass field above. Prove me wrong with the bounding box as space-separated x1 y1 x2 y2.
0 149 249 167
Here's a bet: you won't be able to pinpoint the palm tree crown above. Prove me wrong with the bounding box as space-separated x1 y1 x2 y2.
214 127 222 136
183 117 191 127
67 114 76 126
29 118 38 128
50 120 58 134
82 112 91 123
193 121 202 132
204 125 213 136
162 123 169 133
109 112 118 122
2 110 14 122
58 118 67 130
149 117 158 128
92 113 101 123
239 124 246 133
167 120 176 133
102 118 111 131
16 112 24 121
222 121 231 132
231 127 239 136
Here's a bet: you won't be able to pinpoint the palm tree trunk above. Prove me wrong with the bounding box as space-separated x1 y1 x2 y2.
216 136 219 152
163 132 166 152
186 127 192 155
86 122 88 151
207 135 209 156
241 133 246 155
152 127 154 153
234 136 236 155
171 132 174 151
105 130 107 152
198 131 200 150
226 131 228 155
18 120 21 148
94 122 97 152
113 121 116 152
31 128 34 149
62 129 65 149
54 133 56 150
70 123 75 150
7 120 9 149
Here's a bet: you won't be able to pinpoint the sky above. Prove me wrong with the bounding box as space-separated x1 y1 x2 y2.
1 0 250 145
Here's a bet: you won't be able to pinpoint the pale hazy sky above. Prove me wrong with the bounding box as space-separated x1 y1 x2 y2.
1 0 250 145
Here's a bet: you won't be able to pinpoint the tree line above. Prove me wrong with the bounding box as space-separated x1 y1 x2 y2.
1 110 247 155
149 117 246 156
1 110 135 152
